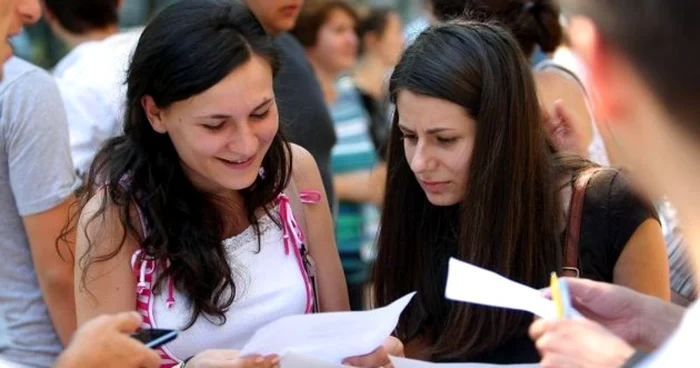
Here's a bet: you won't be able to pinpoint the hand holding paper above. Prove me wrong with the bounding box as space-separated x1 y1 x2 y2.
241 292 416 364
445 258 563 319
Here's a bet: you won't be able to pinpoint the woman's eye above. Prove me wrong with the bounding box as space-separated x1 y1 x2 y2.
250 110 270 120
437 137 457 144
203 122 225 131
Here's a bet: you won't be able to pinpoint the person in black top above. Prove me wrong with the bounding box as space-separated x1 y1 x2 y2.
372 22 669 364
244 0 337 209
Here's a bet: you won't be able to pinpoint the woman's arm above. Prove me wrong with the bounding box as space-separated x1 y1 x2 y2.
291 144 350 312
613 219 671 300
333 164 386 206
75 190 140 325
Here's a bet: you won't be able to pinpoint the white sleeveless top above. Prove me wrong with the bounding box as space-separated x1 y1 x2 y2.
130 191 319 367
151 212 307 360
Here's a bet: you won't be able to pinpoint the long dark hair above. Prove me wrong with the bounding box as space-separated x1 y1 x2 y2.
61 0 291 329
373 21 562 360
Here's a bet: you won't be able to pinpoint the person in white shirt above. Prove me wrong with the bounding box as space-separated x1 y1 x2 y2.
43 0 141 176
528 0 700 367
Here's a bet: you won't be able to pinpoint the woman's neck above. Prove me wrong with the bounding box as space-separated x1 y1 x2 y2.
309 60 339 104
353 55 388 101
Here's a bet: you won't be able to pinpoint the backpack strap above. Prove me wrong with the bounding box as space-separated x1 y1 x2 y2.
283 178 322 313
563 167 603 277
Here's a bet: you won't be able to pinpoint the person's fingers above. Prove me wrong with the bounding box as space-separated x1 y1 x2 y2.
115 335 162 367
231 355 279 368
540 355 574 368
136 345 162 368
343 347 390 367
553 99 571 124
113 311 144 333
383 336 404 357
529 318 550 340
561 278 601 306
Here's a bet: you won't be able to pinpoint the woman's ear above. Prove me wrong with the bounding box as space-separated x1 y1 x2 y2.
141 95 168 134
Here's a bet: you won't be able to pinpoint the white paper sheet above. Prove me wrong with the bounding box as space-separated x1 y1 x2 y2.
390 356 540 368
445 258 556 319
241 292 416 364
280 353 348 368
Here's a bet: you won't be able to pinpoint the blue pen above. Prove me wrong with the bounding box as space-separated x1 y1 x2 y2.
558 278 573 319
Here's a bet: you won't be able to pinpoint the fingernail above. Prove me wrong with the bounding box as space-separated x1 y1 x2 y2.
254 357 264 364
271 356 280 365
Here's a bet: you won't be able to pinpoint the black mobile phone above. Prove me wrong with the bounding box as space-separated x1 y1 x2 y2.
130 328 178 349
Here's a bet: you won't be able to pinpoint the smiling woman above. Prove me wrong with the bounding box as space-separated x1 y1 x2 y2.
59 0 361 366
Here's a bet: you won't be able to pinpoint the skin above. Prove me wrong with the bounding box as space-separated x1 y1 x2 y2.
306 8 358 78
396 90 474 207
243 0 304 36
530 12 700 367
54 312 161 368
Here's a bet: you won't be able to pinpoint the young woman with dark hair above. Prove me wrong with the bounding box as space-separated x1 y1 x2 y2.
373 21 669 364
65 1 398 366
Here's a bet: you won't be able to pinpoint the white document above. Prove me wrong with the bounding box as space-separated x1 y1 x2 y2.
390 356 539 368
445 258 556 319
241 292 416 364
280 353 348 368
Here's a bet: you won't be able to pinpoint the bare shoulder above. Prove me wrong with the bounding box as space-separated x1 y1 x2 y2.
290 143 323 189
77 188 140 259
534 70 583 97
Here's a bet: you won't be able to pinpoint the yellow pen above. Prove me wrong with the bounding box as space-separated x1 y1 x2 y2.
550 272 564 318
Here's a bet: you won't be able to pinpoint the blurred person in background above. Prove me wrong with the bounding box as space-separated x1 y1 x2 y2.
292 0 386 310
43 0 142 177
244 0 338 210
354 7 404 158
529 0 700 365
0 0 82 366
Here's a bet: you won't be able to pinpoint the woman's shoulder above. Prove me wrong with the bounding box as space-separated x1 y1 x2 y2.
580 167 658 255
290 144 320 183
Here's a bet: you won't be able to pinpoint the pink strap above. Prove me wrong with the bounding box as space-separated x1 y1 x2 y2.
299 190 322 204
277 193 316 313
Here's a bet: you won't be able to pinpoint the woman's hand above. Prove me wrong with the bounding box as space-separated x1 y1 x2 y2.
544 100 588 157
342 336 404 367
186 350 279 368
